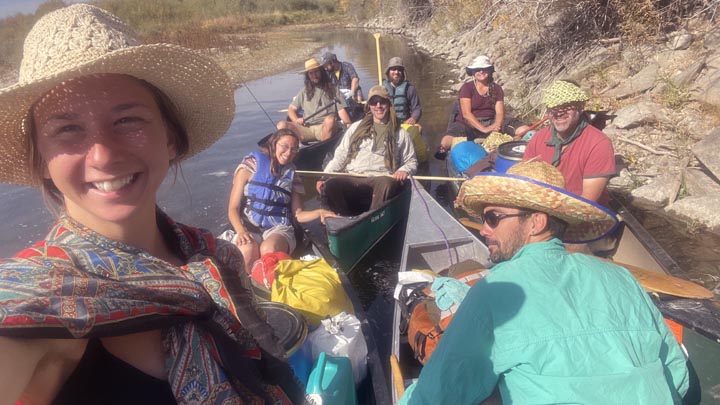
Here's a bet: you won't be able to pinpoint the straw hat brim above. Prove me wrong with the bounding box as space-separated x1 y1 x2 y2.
0 43 234 187
457 172 619 243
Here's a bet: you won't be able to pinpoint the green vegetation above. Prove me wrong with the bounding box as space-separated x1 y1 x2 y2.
659 77 691 109
0 0 342 72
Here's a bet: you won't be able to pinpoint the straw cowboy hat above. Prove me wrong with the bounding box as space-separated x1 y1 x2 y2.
0 4 235 187
456 161 618 243
542 80 590 109
300 58 322 73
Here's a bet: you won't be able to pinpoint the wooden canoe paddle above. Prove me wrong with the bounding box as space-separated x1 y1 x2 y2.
295 170 466 182
457 218 715 300
390 354 405 398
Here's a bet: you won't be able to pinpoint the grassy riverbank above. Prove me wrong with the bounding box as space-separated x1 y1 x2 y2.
0 0 348 87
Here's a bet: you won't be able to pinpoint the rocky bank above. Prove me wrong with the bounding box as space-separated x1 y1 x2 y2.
361 8 720 238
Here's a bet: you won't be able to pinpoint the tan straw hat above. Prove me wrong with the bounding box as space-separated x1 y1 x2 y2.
456 161 618 243
300 58 322 73
0 4 234 186
542 80 589 109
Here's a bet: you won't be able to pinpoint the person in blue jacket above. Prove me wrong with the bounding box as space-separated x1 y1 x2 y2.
401 161 689 404
228 128 337 271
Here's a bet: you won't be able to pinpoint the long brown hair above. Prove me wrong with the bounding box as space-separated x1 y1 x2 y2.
304 68 336 101
265 128 301 177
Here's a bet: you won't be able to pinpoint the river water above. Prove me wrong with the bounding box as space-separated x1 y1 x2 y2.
0 29 717 299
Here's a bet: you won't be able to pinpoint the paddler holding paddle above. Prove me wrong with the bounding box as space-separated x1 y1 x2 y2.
400 160 689 404
277 57 352 142
316 85 417 216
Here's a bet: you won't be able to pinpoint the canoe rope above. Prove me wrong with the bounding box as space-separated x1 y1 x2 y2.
410 179 455 267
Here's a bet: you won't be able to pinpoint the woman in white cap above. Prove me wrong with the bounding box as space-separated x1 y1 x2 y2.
436 55 526 159
0 4 304 404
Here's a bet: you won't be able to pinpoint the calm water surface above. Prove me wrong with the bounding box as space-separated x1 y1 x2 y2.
0 30 717 298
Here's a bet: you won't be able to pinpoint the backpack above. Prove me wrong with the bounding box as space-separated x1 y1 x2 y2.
406 269 488 364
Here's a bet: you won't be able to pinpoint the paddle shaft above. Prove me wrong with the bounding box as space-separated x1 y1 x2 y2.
299 101 337 125
390 354 405 398
456 218 714 299
374 33 382 86
296 170 465 182
515 116 549 138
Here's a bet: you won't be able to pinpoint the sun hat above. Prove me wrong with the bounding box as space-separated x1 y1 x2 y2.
321 52 337 66
455 160 618 243
301 58 322 73
367 85 391 101
385 57 405 75
0 4 234 187
467 55 493 70
542 80 589 109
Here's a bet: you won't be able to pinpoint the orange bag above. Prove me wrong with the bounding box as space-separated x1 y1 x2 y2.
251 251 291 289
407 270 487 364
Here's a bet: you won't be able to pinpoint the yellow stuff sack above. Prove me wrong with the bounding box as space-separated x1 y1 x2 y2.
271 258 353 326
402 123 428 163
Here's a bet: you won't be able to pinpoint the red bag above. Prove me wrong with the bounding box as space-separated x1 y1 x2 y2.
251 252 291 289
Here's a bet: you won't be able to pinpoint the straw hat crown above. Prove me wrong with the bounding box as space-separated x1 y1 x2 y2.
542 80 589 109
19 5 138 83
0 4 234 186
508 160 566 188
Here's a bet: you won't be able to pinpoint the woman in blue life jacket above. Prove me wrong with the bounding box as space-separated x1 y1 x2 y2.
228 128 338 271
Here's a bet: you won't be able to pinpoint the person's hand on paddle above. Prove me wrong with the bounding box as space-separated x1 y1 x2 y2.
294 117 305 126
393 170 410 181
315 180 325 194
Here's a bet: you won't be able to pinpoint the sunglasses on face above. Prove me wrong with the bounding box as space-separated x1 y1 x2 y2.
481 210 530 228
277 143 299 153
368 98 389 106
549 104 578 117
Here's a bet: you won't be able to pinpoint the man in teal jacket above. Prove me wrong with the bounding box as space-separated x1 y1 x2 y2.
401 161 689 404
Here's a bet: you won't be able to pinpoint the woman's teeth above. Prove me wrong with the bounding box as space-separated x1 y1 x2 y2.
93 174 135 192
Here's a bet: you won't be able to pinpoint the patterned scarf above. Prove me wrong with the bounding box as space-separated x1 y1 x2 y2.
340 108 398 173
545 116 589 166
0 210 305 404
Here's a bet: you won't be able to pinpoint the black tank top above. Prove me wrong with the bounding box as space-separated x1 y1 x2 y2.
53 338 176 404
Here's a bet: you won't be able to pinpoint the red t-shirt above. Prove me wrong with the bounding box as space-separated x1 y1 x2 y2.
455 81 505 123
523 125 616 207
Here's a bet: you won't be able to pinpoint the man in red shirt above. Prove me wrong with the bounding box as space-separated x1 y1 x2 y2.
523 80 616 207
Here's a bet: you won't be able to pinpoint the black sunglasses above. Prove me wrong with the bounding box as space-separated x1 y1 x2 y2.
481 210 530 228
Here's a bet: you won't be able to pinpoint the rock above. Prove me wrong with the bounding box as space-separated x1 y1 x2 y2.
608 168 635 190
612 102 660 129
665 194 720 236
684 168 720 197
630 173 682 209
703 30 720 49
696 71 720 108
671 57 706 87
668 31 694 50
603 63 659 99
691 128 720 180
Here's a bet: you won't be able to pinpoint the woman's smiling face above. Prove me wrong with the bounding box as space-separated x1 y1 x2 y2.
32 74 176 230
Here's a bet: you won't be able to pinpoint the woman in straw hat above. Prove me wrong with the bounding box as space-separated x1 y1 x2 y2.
436 55 527 160
400 161 688 404
0 4 304 404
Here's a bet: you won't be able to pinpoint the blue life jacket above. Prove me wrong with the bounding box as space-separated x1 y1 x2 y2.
383 80 410 121
244 151 294 229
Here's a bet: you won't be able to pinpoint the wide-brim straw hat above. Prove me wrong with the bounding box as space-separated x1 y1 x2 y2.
456 161 618 243
0 4 234 187
300 58 322 73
